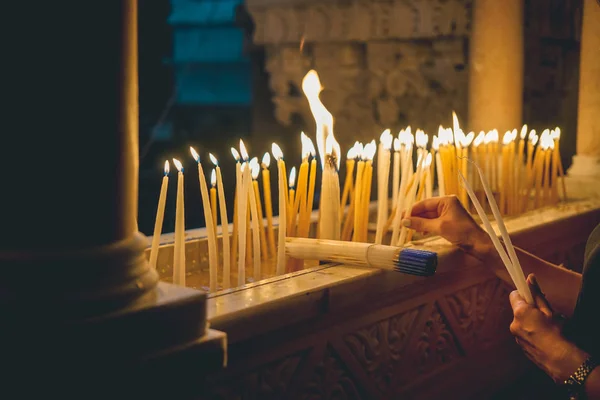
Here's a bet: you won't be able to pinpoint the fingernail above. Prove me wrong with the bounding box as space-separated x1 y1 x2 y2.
402 219 411 227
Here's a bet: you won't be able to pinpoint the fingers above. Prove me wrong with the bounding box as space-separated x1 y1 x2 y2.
527 274 553 317
410 198 444 217
509 290 528 313
402 216 439 234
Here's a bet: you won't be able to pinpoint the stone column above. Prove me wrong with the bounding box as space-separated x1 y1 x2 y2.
567 0 600 185
468 0 524 133
1 2 224 395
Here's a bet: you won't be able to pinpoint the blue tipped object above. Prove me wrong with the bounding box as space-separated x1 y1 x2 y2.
396 248 437 277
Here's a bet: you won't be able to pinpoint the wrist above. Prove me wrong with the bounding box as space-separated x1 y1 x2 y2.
466 230 495 263
552 339 589 384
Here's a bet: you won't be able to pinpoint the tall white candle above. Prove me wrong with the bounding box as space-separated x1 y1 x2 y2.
392 138 401 210
398 153 427 246
272 143 287 275
149 161 169 269
391 142 413 245
376 129 393 244
237 140 250 285
209 153 231 289
190 147 218 291
172 159 186 286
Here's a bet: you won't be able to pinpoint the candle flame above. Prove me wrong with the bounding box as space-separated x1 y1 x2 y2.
289 166 297 188
211 169 216 187
239 139 249 161
240 162 247 173
540 130 553 150
271 143 284 160
302 69 339 169
231 147 240 162
415 129 428 149
452 111 465 147
424 152 433 167
300 132 312 160
190 146 200 162
529 130 539 146
164 160 170 175
173 158 183 172
473 131 485 147
250 157 260 179
393 137 400 152
262 152 271 168
398 129 413 146
363 140 377 161
520 124 528 140
552 127 561 140
502 131 512 146
209 153 218 166
354 141 364 157
462 131 475 147
432 136 439 151
347 147 357 160
380 129 393 150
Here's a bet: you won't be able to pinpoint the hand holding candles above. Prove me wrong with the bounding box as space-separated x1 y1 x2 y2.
172 159 186 286
190 147 218 291
210 153 231 289
149 161 169 270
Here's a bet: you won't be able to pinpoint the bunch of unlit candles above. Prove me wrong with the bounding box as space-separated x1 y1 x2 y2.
148 69 566 294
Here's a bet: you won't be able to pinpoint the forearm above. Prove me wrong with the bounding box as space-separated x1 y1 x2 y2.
479 244 581 317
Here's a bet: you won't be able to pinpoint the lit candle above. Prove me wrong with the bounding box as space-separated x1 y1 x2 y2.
352 149 366 242
247 157 262 281
543 139 552 205
293 133 311 236
425 152 433 199
287 166 297 233
251 159 268 260
230 148 241 268
298 138 317 238
272 143 287 275
472 132 485 199
209 153 231 289
392 137 401 209
302 69 340 241
190 147 218 291
375 129 393 244
500 132 510 214
398 153 427 246
210 169 217 237
534 131 550 208
261 152 276 257
523 130 538 212
391 141 412 245
360 140 376 242
237 140 250 285
172 159 186 286
552 128 566 201
149 161 169 270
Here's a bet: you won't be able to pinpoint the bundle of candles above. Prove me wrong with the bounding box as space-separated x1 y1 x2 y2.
148 69 567 292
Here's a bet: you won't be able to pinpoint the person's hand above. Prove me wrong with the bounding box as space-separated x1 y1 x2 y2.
509 274 588 384
401 195 493 262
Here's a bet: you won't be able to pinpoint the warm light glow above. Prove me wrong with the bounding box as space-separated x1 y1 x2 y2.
393 138 401 152
240 162 247 173
302 69 339 169
502 131 512 146
164 160 170 175
473 131 485 147
239 139 249 161
271 143 283 160
520 124 528 140
354 141 364 157
173 158 183 172
289 167 297 188
424 152 433 167
262 152 271 168
511 129 518 141
347 147 357 160
250 157 260 179
190 147 200 162
300 132 312 160
415 129 428 149
211 169 216 187
209 153 218 166
231 147 240 162
363 140 377 161
462 131 475 147
552 127 561 140
380 129 393 150
432 136 439 151
399 129 412 146
529 130 539 146
549 139 555 150
452 111 465 147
